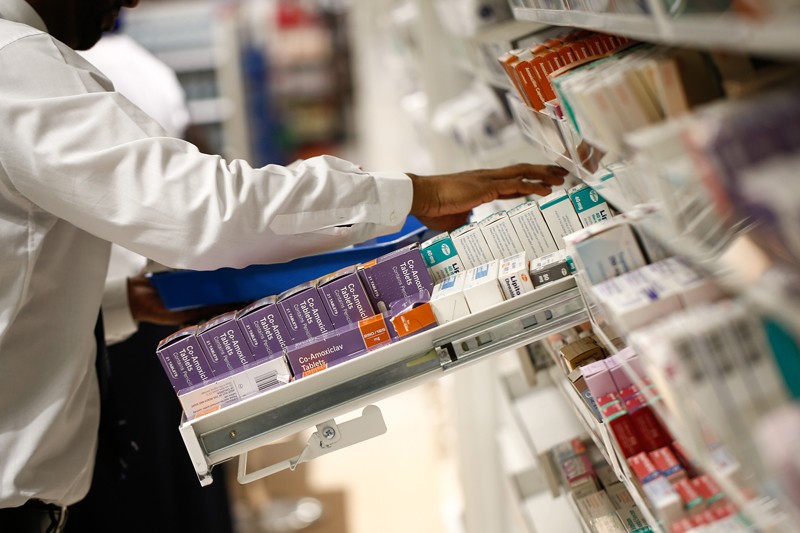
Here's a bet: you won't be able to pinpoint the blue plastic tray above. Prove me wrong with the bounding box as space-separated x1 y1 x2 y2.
150 216 431 310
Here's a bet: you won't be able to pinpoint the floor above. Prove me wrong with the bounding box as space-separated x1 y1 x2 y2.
228 382 456 533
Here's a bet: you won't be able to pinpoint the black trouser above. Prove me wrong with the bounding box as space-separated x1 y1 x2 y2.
0 499 69 533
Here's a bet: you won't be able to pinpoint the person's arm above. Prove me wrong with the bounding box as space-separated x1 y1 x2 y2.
101 276 139 344
1 35 565 272
125 274 242 326
407 164 566 231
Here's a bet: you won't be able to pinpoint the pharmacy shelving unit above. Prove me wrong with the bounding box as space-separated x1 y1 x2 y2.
121 1 251 160
499 4 800 531
511 3 800 60
382 1 800 531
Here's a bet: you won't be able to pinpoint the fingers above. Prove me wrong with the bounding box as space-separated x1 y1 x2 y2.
497 182 553 199
416 212 471 232
490 163 568 186
489 176 553 199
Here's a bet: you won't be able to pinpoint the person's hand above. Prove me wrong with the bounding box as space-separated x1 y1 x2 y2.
407 163 568 231
127 274 241 326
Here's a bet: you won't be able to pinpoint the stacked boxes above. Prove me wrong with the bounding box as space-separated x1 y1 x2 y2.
158 192 630 421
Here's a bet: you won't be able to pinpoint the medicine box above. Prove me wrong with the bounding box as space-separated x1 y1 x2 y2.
236 295 292 362
529 249 572 287
498 251 534 299
420 232 466 283
450 222 494 270
317 265 375 329
569 183 611 228
388 295 439 338
507 199 559 260
196 311 254 375
565 219 647 285
591 268 682 332
178 355 292 419
538 188 584 248
156 325 214 393
358 244 434 313
285 313 394 378
277 281 335 345
478 211 525 261
462 259 505 311
429 273 471 324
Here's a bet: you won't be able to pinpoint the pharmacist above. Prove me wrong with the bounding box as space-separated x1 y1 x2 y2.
0 0 568 531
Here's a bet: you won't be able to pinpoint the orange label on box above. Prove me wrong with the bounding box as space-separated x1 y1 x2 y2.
358 314 392 349
302 363 328 378
390 303 437 337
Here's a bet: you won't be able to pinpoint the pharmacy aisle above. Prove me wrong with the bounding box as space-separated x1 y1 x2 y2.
138 1 800 533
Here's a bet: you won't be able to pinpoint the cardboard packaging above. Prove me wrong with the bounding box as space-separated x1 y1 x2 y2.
196 311 254 375
285 313 394 378
641 477 683 526
569 182 612 228
565 219 648 285
358 244 434 313
420 232 466 283
317 265 375 329
178 355 292 419
450 222 494 270
236 295 292 362
277 281 335 345
649 447 686 483
529 249 573 287
591 268 682 332
538 188 584 248
507 199 559 260
429 273 471 324
463 259 505 311
498 251 535 299
388 292 438 338
156 325 214 393
568 367 603 422
561 336 605 371
478 211 525 261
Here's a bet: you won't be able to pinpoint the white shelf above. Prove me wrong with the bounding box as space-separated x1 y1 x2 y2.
523 490 586 533
186 97 232 125
513 381 587 455
155 47 218 73
512 7 800 59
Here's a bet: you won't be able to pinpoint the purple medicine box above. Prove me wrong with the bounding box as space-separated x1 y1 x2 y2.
285 313 394 379
277 281 335 345
156 325 214 393
196 311 253 375
358 244 434 313
317 265 375 329
236 295 292 362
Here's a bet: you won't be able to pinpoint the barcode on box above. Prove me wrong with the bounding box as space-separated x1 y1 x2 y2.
255 370 279 392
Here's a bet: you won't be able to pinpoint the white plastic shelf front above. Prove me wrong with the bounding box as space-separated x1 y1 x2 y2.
512 7 800 59
179 277 588 486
